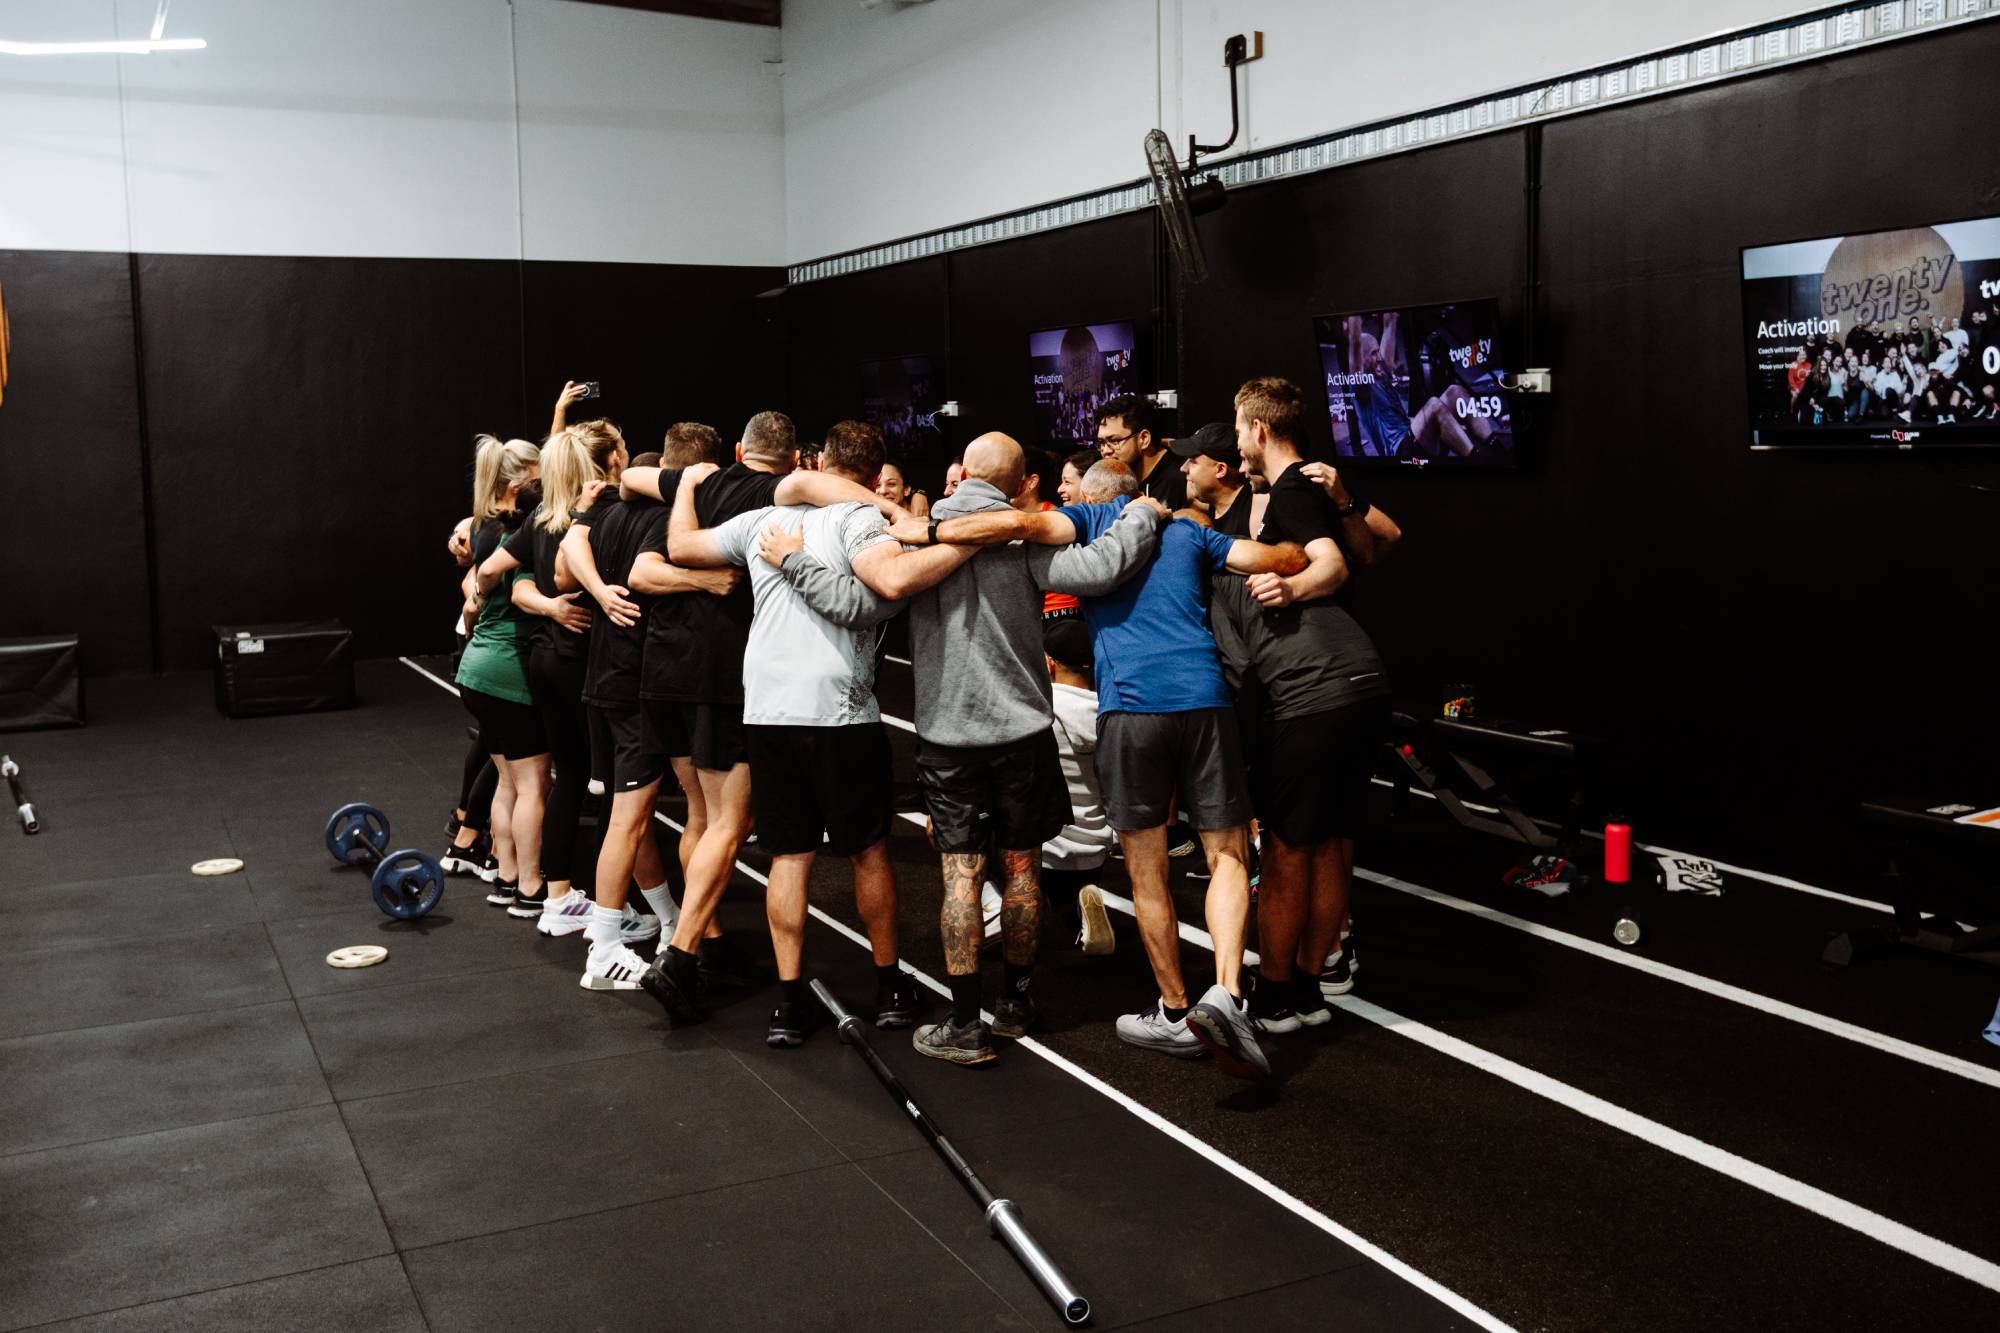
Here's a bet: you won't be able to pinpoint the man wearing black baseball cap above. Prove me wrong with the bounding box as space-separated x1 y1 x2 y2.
1171 422 1256 534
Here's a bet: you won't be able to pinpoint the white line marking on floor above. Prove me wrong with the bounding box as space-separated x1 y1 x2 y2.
396 659 1512 1329
1085 885 2000 1295
1353 869 2000 1092
884 654 912 666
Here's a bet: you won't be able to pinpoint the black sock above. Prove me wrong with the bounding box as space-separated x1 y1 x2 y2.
668 944 700 971
950 973 983 1027
780 977 808 1008
1163 1003 1189 1023
876 963 902 992
1003 963 1034 999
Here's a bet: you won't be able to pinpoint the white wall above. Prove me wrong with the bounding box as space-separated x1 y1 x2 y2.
0 0 785 264
781 0 1814 263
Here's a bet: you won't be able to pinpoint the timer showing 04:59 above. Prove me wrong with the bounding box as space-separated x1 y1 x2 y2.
1452 394 1505 420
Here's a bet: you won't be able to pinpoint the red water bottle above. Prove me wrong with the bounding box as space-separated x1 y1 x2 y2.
1604 823 1632 884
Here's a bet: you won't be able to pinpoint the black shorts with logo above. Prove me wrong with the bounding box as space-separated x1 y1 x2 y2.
1097 707 1251 833
1246 698 1389 846
461 685 547 761
592 702 669 792
747 723 892 856
916 728 1071 855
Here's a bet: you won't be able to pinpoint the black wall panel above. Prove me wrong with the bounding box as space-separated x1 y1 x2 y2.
0 251 152 674
772 22 2000 859
520 260 785 459
136 255 528 671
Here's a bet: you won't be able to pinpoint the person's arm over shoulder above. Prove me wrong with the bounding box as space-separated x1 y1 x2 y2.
665 464 727 567
774 547 899 629
1033 497 1167 597
620 465 664 503
475 539 522 596
773 469 904 521
901 506 1077 548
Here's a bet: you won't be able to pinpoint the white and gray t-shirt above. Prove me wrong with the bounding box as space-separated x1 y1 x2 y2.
712 501 894 727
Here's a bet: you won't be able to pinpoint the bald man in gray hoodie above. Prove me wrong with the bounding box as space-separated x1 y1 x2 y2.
774 432 1166 1066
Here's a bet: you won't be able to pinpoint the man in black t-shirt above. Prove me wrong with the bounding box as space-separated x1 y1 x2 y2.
1173 421 1256 535
1220 378 1399 1034
1096 395 1187 511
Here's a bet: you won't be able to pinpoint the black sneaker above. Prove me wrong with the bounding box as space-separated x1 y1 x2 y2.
698 935 769 993
992 994 1038 1039
640 948 707 1028
441 835 488 878
912 1017 997 1066
1290 970 1333 1027
1248 973 1303 1035
874 971 926 1029
766 1000 810 1048
1316 950 1354 999
1344 933 1359 976
476 851 500 885
484 877 517 908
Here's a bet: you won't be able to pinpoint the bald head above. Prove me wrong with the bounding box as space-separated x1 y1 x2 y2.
1080 459 1138 503
962 432 1026 497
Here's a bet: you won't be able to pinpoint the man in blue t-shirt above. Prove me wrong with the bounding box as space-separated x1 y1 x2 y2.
908 459 1307 1084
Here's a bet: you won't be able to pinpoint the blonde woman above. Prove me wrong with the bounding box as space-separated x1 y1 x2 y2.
457 436 549 913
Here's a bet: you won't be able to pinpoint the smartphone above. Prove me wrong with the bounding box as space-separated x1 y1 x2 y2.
579 382 601 399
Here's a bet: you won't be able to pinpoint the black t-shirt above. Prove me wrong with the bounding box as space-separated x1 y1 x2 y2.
503 507 589 662
642 463 783 703
1138 451 1188 510
1209 462 1386 719
1211 485 1253 538
578 494 666 707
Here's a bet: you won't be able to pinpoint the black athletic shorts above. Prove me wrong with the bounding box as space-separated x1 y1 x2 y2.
461 685 546 761
671 701 749 772
747 723 892 856
916 728 1070 854
590 703 667 792
1247 698 1389 846
1097 707 1251 833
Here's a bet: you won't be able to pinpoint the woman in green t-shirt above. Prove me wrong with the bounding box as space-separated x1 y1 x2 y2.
455 435 550 910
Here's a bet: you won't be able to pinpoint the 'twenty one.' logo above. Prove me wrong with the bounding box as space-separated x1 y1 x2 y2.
1819 225 1964 328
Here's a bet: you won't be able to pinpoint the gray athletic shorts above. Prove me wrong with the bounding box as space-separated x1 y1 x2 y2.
1097 708 1252 833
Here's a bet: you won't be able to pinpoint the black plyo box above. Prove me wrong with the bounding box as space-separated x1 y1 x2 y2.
213 621 355 718
0 634 83 731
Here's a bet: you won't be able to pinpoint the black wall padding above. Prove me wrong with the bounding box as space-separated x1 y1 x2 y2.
0 252 153 675
778 22 2000 862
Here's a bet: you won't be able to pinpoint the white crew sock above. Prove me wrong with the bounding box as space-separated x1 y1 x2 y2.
585 903 623 948
639 883 679 929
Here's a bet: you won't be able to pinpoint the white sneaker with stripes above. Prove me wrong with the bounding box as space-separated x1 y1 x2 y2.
535 888 593 937
618 904 661 945
581 942 649 991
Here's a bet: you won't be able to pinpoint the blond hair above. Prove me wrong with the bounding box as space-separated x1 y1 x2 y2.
471 435 541 523
537 419 624 534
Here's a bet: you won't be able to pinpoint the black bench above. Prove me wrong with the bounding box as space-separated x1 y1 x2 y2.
1844 798 2000 965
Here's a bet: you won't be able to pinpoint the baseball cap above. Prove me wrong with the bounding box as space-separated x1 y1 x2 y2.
1168 421 1238 465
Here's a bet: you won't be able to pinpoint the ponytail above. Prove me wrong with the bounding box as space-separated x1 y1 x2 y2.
537 419 625 534
470 434 541 523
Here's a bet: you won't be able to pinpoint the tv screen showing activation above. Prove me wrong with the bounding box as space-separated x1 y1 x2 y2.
1312 299 1515 467
1741 215 2000 449
1029 321 1140 447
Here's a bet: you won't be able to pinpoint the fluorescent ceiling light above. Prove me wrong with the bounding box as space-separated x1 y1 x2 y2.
0 37 206 55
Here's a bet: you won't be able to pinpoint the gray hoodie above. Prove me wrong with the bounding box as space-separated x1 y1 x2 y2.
777 479 1164 747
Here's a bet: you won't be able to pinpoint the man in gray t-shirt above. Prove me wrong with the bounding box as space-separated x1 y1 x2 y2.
667 420 975 1048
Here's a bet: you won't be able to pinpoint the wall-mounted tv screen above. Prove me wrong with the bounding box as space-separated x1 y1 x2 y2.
1312 299 1514 467
859 353 943 459
1029 321 1141 447
1742 216 2000 449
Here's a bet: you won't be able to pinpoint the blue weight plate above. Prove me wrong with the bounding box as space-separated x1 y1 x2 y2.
370 849 445 920
325 802 391 866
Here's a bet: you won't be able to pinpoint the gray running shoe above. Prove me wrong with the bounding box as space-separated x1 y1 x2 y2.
1115 1000 1205 1058
913 1018 996 1066
1187 983 1272 1082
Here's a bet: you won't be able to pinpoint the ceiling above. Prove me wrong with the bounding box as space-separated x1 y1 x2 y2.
566 0 780 27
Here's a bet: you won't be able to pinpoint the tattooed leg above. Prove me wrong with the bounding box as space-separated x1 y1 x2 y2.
940 850 986 977
999 847 1041 968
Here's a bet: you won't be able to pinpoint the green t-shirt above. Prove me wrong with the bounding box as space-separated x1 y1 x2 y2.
455 518 537 705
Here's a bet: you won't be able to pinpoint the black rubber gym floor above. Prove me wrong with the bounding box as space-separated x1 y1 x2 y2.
4 657 1998 1331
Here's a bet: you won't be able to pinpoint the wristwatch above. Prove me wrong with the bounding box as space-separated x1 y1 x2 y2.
927 519 943 546
1337 495 1370 520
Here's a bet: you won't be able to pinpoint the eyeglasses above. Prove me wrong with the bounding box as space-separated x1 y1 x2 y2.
1097 432 1135 450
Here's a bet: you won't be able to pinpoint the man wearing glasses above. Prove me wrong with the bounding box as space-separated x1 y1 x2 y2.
1095 395 1186 511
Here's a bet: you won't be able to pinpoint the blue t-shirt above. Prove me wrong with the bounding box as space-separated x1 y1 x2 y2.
1058 497 1235 715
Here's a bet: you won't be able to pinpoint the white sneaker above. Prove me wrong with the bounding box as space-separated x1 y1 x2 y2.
580 942 649 991
981 881 1003 941
1076 886 1114 956
619 904 661 945
1115 1000 1205 1058
535 889 593 937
